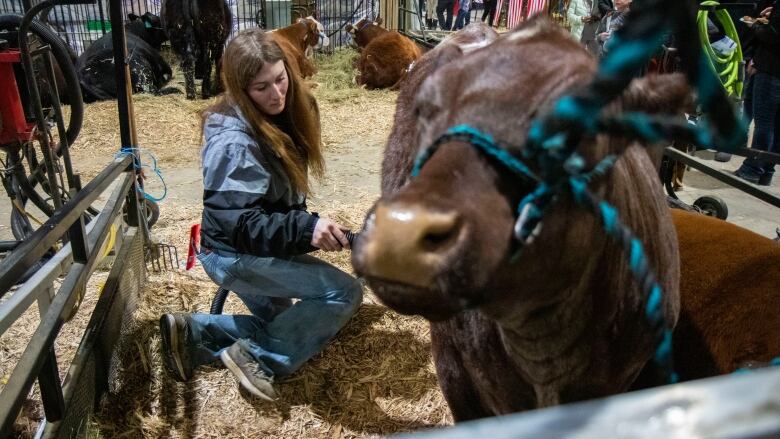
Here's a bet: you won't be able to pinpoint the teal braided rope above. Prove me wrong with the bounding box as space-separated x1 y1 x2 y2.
412 124 678 383
569 178 677 383
412 125 540 182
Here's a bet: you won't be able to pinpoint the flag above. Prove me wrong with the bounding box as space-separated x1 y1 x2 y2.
526 0 548 17
507 0 523 28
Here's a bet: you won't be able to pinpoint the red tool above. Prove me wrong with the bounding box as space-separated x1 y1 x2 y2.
186 224 201 270
0 42 35 147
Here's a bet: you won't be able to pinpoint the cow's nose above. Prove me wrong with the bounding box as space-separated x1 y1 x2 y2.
358 202 461 288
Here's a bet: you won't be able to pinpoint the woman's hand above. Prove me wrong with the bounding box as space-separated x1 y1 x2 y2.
760 6 772 18
311 217 350 251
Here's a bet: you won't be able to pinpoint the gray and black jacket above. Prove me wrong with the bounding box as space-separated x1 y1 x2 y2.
200 107 318 257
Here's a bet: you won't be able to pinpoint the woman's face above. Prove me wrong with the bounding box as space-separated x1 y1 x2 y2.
615 0 631 10
247 60 288 116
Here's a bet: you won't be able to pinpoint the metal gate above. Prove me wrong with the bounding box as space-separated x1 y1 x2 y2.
0 0 380 54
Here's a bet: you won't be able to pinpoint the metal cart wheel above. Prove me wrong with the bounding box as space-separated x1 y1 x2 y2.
693 195 729 220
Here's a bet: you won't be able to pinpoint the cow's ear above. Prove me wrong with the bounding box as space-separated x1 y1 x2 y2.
128 13 139 21
619 73 694 116
375 17 383 25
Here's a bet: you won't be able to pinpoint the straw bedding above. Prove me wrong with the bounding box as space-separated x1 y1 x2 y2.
1 48 452 438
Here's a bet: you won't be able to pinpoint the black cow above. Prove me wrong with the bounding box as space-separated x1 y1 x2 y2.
161 0 231 100
76 13 177 102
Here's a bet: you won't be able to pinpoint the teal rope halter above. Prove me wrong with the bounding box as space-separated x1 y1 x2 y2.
411 125 677 383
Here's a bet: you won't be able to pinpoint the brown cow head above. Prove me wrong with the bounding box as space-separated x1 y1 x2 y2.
346 17 388 49
298 16 330 51
352 18 689 321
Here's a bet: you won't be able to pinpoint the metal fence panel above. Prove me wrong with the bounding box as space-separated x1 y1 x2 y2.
1 0 374 54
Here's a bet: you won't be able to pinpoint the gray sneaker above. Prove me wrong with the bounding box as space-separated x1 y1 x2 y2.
159 313 193 382
220 343 277 401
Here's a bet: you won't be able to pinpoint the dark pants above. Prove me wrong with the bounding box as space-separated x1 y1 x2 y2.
482 0 496 26
437 1 454 30
737 72 780 180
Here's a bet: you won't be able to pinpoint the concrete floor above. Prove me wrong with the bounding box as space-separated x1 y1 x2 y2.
673 150 780 240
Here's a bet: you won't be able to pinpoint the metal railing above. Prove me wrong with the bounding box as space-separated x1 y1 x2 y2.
0 153 144 437
1 0 380 54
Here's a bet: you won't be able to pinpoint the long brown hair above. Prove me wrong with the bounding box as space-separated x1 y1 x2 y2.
203 28 324 195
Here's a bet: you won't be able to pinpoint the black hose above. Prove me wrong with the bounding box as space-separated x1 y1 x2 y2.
210 287 230 314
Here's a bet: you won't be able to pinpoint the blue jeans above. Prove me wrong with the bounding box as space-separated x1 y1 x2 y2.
454 7 470 29
187 249 362 378
737 72 780 179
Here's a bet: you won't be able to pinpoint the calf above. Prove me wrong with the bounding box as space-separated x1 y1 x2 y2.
76 13 174 102
354 27 422 89
353 18 685 420
161 0 231 99
346 17 388 50
270 17 330 78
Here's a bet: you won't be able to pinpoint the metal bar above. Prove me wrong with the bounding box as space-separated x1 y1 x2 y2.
41 227 138 439
0 177 127 338
40 48 78 194
37 347 65 422
67 214 89 263
0 155 131 299
0 215 93 336
0 167 131 437
108 0 137 150
18 2 65 211
663 147 780 209
397 368 780 439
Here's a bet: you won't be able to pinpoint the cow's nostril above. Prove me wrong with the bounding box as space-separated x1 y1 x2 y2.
422 228 456 250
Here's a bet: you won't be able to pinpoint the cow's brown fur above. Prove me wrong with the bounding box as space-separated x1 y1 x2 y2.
271 18 322 78
670 209 780 379
353 18 685 420
346 17 388 49
354 31 422 90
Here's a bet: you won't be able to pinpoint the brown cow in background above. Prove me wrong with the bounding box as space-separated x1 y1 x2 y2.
270 17 329 78
353 24 422 89
353 18 684 419
346 17 389 50
667 209 780 379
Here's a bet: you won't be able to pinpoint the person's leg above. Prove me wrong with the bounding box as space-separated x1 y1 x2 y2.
222 253 363 378
760 75 780 184
437 2 449 29
465 6 471 25
160 250 270 381
454 9 465 29
736 72 780 184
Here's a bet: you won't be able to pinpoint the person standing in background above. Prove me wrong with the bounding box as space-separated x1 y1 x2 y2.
482 0 497 26
567 0 592 40
455 0 472 29
438 0 455 30
581 0 602 55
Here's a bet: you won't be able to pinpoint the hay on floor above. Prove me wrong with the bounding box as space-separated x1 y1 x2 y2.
2 47 452 438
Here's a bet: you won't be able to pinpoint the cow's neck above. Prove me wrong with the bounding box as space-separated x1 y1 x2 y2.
485 248 644 408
